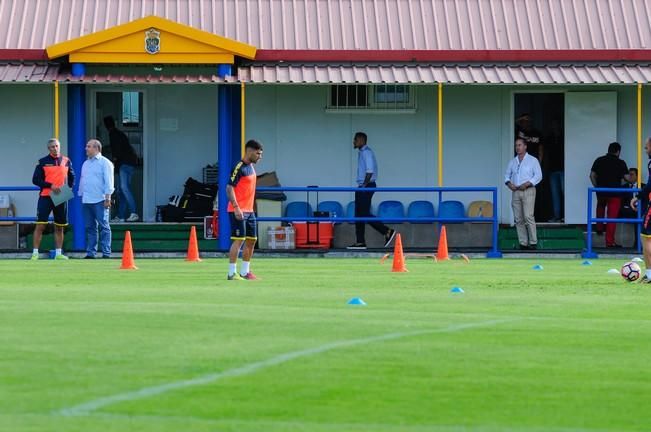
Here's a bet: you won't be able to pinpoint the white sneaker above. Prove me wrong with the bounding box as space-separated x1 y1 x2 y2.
111 216 125 223
126 213 140 222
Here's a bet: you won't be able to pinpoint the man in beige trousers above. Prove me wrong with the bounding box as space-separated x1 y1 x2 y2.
505 138 543 250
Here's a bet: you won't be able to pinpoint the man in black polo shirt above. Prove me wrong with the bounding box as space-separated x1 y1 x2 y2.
590 142 632 247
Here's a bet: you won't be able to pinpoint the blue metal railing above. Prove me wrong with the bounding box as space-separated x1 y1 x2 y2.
583 187 642 258
0 186 49 222
256 186 502 258
1 184 501 257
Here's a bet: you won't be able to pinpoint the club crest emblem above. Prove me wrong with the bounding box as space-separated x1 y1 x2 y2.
145 28 160 55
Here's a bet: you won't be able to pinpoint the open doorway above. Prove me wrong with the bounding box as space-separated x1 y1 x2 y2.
94 91 144 221
514 93 565 223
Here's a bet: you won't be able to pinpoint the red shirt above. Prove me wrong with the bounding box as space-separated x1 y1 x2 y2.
227 160 256 212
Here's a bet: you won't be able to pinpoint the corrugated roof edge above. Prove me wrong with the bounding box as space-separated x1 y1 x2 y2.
5 49 651 63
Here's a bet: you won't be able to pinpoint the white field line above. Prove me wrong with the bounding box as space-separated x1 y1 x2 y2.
57 318 519 416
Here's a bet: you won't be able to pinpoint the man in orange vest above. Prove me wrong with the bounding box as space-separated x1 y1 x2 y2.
31 138 75 260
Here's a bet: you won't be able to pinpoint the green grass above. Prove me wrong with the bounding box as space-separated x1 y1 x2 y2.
1 257 651 431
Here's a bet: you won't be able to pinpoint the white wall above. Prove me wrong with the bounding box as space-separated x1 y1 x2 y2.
2 83 651 225
441 86 504 207
247 85 439 213
248 84 651 224
0 84 67 218
146 85 218 220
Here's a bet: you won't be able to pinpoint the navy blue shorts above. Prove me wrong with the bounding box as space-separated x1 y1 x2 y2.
36 196 68 226
229 212 257 240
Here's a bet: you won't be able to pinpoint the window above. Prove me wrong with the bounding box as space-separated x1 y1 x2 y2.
122 91 140 125
327 84 416 112
329 85 369 108
374 85 410 104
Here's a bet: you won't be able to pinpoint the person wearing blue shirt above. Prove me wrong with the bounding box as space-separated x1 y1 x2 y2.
78 139 115 259
348 132 396 249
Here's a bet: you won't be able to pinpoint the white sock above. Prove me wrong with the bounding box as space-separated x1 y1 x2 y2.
55 248 62 256
32 248 38 255
646 269 651 279
240 261 250 276
229 263 237 276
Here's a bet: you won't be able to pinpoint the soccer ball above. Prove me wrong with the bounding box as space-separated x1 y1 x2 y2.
621 262 641 282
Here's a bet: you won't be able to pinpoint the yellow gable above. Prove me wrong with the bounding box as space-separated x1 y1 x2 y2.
46 16 256 64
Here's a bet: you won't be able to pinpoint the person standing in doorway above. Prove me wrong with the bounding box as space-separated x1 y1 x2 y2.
78 139 115 259
347 132 396 250
631 138 651 282
226 140 263 281
590 142 632 248
515 113 546 220
31 138 75 260
545 119 565 222
504 138 543 250
104 115 139 222
515 113 544 162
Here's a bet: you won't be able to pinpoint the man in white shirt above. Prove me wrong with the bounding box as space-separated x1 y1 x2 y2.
78 139 115 259
505 138 543 250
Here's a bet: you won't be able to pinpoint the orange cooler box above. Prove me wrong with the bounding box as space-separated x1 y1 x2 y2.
293 222 334 249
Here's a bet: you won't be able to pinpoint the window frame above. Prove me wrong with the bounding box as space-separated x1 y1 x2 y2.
326 84 417 114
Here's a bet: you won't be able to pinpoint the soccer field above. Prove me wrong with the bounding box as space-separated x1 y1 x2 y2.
1 257 651 432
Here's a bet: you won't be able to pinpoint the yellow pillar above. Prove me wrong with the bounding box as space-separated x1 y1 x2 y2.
241 82 246 157
638 83 643 188
438 82 443 186
54 80 59 139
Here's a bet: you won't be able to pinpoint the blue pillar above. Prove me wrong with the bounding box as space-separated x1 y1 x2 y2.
67 85 86 251
216 63 243 251
217 63 242 251
71 63 86 77
217 84 232 251
217 64 232 78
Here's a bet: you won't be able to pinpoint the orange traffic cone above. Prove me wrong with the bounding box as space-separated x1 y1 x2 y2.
436 225 450 261
186 226 202 262
391 233 408 272
120 230 138 270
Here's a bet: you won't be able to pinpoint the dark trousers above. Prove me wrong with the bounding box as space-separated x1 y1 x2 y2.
596 196 622 246
355 182 389 243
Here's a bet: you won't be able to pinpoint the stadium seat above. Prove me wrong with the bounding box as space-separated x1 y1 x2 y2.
377 200 405 221
467 200 493 218
285 201 313 219
438 200 465 223
407 200 435 223
317 201 344 221
346 201 356 219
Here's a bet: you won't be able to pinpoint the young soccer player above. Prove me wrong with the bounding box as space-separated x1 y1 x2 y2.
226 140 263 280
